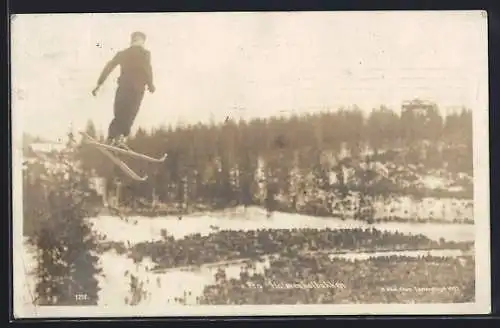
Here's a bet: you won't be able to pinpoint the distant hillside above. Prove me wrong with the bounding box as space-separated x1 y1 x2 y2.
21 133 66 157
22 133 48 147
71 100 473 216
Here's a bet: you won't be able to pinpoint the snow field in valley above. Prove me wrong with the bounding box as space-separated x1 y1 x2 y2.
18 203 474 308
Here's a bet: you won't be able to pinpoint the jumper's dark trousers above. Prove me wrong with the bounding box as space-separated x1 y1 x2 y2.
107 84 145 142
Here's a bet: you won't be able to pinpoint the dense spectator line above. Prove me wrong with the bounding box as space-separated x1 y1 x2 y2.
197 254 474 304
94 228 473 270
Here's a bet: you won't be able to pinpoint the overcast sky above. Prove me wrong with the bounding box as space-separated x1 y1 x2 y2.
11 11 488 141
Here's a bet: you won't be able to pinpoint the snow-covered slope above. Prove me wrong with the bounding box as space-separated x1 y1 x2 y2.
18 207 474 311
89 206 473 245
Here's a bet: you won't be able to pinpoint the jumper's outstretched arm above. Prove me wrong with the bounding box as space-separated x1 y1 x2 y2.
92 53 121 96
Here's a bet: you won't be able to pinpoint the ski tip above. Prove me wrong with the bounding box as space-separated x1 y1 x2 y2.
131 175 148 182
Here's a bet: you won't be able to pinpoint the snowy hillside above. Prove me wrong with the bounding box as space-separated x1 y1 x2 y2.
90 207 474 245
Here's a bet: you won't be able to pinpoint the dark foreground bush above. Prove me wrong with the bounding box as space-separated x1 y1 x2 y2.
22 142 102 305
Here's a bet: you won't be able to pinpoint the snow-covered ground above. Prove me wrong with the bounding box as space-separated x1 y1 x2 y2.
17 207 474 309
89 206 473 245
328 193 472 222
372 196 472 222
15 241 38 312
327 249 465 261
95 247 467 307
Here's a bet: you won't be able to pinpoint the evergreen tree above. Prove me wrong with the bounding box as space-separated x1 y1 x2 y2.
23 139 101 305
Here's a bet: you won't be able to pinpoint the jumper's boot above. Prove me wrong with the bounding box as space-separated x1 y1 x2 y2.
116 135 132 151
107 135 131 151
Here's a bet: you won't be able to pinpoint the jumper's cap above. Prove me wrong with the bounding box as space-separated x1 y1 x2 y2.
131 31 147 42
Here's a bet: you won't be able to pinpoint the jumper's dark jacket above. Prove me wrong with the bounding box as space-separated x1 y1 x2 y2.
97 45 154 89
97 45 154 140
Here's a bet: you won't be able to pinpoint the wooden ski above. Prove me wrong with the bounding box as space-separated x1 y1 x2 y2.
80 132 167 163
93 146 148 181
80 132 148 181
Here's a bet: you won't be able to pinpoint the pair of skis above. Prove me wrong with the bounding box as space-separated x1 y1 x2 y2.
80 132 167 181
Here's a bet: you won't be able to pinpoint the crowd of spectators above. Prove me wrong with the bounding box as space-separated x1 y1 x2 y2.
197 254 474 304
105 228 474 271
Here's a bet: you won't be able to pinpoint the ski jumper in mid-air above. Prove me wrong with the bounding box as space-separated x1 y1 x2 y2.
84 31 165 181
92 31 156 146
